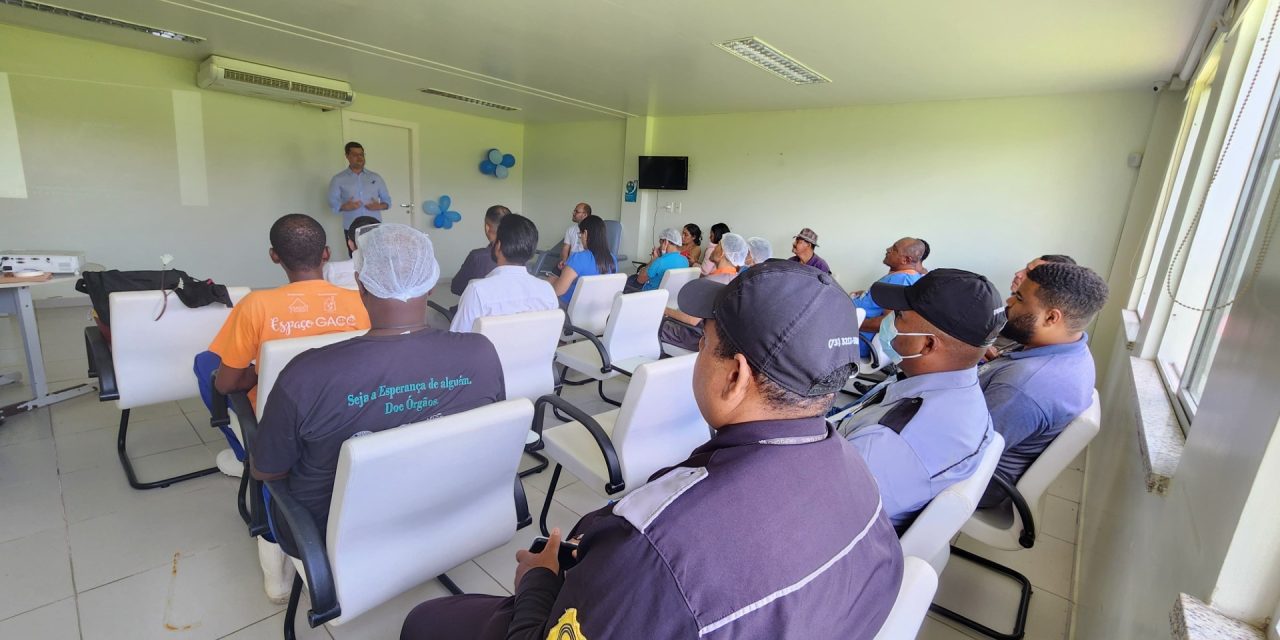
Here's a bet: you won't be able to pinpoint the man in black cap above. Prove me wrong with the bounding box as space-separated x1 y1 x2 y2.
840 268 1005 528
401 260 902 640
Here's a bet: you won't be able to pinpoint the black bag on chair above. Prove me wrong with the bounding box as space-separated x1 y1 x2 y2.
75 269 234 328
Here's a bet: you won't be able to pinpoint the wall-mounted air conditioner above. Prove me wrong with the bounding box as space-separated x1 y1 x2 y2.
196 55 353 110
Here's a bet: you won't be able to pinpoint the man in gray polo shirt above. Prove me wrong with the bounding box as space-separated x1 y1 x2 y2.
402 260 902 639
978 262 1108 506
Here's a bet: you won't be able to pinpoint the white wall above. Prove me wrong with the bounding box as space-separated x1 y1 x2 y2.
0 24 523 299
640 92 1156 290
522 119 626 247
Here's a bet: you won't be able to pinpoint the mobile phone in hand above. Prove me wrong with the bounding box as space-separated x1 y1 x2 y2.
529 536 580 570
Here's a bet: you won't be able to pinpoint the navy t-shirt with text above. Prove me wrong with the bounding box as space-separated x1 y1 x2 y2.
253 329 506 530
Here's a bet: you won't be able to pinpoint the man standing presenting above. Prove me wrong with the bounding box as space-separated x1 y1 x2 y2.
558 202 591 269
328 141 391 246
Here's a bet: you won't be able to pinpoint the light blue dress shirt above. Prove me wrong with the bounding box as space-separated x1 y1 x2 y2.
327 168 390 229
642 251 690 291
845 367 994 526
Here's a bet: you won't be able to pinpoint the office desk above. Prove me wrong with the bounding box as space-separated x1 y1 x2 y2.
0 276 95 423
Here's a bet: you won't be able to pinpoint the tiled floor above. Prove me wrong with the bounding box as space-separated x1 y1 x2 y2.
1 305 1085 639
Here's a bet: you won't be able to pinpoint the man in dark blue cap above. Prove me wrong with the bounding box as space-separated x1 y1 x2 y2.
401 260 902 640
840 268 1005 528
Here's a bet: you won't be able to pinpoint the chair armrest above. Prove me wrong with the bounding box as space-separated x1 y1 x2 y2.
857 334 880 370
83 327 118 401
514 477 532 530
427 301 454 322
989 472 1036 548
534 394 624 494
264 480 341 627
562 324 612 374
210 386 270 536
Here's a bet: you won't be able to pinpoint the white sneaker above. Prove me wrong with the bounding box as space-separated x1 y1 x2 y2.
258 538 296 605
215 448 243 478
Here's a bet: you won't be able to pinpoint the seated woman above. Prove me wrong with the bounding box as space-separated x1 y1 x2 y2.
700 222 730 275
679 223 703 266
549 214 617 306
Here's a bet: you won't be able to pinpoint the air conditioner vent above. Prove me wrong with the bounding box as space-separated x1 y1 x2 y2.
421 88 520 112
223 69 290 91
292 83 353 102
197 56 354 110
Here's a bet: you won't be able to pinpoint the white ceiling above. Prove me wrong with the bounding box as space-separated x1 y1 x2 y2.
0 0 1213 122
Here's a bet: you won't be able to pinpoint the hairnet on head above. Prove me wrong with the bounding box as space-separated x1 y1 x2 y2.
747 236 773 263
719 233 749 266
354 223 440 301
659 228 682 245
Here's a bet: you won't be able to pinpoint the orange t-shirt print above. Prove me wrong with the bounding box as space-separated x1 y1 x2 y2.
208 279 371 407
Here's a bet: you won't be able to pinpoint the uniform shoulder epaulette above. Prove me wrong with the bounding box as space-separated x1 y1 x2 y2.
613 467 708 534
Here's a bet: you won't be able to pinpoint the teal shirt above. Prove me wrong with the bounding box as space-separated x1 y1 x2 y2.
643 252 690 291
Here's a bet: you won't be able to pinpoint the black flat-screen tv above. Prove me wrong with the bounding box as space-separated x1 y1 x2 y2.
638 156 688 190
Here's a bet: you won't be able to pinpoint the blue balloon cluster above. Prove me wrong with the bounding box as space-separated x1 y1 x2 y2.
423 195 462 229
479 148 516 179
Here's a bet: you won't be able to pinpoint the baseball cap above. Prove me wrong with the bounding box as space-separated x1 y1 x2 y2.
678 260 858 396
659 228 682 245
869 268 1006 347
794 228 819 247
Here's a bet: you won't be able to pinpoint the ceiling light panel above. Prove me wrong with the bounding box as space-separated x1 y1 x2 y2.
0 0 203 43
715 36 830 85
420 88 520 111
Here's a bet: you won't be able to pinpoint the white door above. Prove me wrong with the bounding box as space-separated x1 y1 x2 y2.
342 113 419 228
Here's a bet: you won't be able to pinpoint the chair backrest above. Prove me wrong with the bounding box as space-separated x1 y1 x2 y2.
871 556 939 640
255 331 365 415
610 355 710 488
475 309 565 402
326 399 534 624
109 287 250 409
657 267 701 309
565 273 627 336
899 432 1005 570
603 219 623 257
1014 389 1101 524
601 290 668 364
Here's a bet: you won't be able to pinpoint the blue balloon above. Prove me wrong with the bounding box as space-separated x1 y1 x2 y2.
480 159 497 174
494 165 509 179
487 148 503 164
439 195 451 211
500 153 516 168
423 200 441 215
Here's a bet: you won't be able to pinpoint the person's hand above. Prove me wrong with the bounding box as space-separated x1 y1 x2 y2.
557 260 566 270
983 345 1000 362
340 197 361 211
366 199 386 210
651 247 659 258
850 289 865 298
515 528 562 588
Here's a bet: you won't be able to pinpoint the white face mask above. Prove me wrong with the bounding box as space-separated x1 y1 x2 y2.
876 312 934 364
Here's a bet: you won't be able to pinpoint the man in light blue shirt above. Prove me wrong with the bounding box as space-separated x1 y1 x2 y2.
978 262 1108 506
626 227 690 292
842 269 1006 527
327 141 391 233
850 237 926 357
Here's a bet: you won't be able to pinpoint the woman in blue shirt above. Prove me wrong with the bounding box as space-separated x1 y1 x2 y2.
550 214 617 306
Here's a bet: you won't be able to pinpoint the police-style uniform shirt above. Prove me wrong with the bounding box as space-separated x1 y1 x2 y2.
978 334 1094 506
327 167 390 229
846 367 994 526
508 417 903 639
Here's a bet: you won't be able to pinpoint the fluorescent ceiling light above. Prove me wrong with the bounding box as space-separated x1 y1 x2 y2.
0 0 203 43
421 88 520 112
715 36 830 85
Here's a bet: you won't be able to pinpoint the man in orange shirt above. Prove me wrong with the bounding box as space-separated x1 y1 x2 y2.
197 213 370 478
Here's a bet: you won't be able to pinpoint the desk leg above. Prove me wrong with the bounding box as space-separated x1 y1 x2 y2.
0 288 95 422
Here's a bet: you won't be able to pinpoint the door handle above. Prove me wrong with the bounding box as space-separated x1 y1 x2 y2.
399 203 413 208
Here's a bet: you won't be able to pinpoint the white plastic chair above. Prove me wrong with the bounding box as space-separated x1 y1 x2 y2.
475 309 566 477
83 287 249 490
563 273 627 341
872 556 940 640
899 432 1005 574
657 266 701 309
555 289 667 406
270 399 535 637
932 391 1101 640
532 355 709 535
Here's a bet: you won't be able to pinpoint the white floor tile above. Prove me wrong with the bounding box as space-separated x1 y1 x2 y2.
56 412 201 474
1040 494 1079 544
918 614 982 640
0 406 53 448
68 480 248 591
0 475 66 544
0 597 80 640
0 528 75 621
50 393 123 437
952 533 1076 602
1046 468 1083 503
0 436 59 489
474 487 580 593
77 540 281 640
61 458 232 524
220 611 331 640
549 477 610 517
520 463 579 495
1067 451 1086 472
1023 589 1073 640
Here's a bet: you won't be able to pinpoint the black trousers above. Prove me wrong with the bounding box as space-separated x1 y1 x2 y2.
401 593 514 640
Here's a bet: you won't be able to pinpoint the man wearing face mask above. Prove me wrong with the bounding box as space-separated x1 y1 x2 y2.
841 269 1005 528
978 262 1107 507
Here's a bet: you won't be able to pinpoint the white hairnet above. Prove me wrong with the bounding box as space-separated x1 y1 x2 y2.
659 228 682 245
747 236 773 264
719 233 749 266
353 223 440 301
